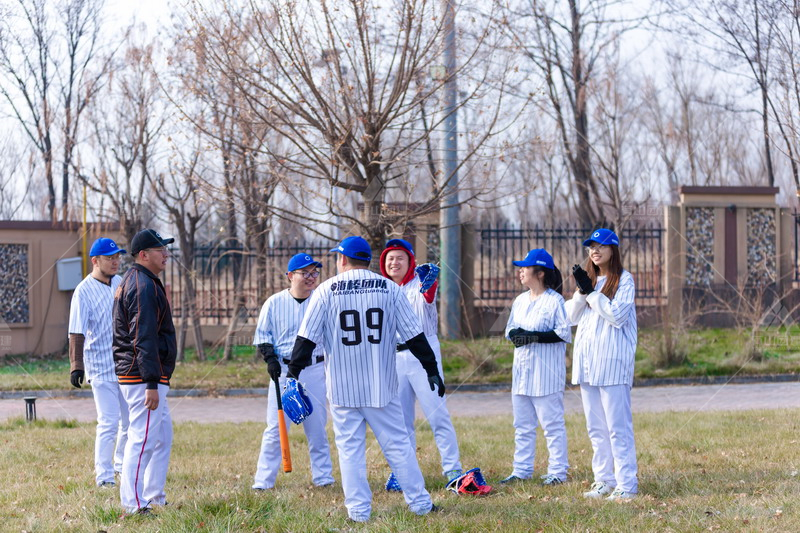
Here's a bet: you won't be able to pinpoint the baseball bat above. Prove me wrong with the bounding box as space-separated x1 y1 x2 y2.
274 376 292 473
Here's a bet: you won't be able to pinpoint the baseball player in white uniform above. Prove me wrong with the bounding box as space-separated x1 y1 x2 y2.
252 253 335 490
566 229 639 500
500 248 571 486
379 239 462 487
286 236 444 523
68 237 129 487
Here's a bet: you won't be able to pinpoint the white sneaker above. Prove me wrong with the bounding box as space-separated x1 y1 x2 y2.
583 481 614 498
606 488 636 501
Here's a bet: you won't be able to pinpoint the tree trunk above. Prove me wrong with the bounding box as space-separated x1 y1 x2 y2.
569 0 600 227
176 305 187 363
223 257 248 361
184 274 205 361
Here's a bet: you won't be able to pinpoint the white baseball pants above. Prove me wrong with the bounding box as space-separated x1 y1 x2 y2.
396 335 461 476
90 379 129 485
253 362 334 489
580 383 638 493
119 383 173 512
330 396 433 522
510 391 569 480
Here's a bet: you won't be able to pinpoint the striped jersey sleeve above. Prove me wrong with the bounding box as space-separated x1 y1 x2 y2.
253 289 324 360
400 277 438 337
570 270 638 386
507 289 569 396
68 275 120 382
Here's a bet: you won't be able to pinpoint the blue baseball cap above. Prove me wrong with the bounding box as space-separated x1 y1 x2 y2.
89 237 126 257
330 236 372 262
286 253 322 273
513 248 554 269
385 238 414 256
582 228 619 247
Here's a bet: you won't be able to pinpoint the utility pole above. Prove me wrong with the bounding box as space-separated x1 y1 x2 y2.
439 0 461 339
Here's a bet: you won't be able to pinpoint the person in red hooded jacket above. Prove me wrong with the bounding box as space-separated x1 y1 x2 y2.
379 239 463 491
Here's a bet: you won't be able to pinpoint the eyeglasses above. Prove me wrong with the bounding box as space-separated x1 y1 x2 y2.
292 270 320 279
585 244 608 255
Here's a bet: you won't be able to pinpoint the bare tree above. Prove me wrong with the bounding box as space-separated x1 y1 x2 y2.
185 0 517 252
494 0 652 226
642 52 765 191
771 0 800 193
59 0 114 221
154 139 209 361
0 0 112 221
0 138 30 219
166 15 284 360
667 0 797 189
82 41 165 245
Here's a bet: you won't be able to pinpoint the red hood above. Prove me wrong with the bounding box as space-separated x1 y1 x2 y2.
380 244 417 286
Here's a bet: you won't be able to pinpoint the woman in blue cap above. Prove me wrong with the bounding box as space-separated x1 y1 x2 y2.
500 248 571 486
567 228 638 500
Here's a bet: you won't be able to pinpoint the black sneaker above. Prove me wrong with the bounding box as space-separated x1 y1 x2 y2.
429 503 442 513
500 474 524 484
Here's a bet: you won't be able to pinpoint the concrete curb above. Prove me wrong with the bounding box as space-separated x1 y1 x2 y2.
2 373 798 400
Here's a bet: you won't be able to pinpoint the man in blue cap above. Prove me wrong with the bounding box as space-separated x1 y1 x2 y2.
287 236 445 522
68 237 129 487
251 252 335 491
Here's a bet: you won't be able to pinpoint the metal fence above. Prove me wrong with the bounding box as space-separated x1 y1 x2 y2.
165 223 665 325
165 241 336 325
475 223 664 309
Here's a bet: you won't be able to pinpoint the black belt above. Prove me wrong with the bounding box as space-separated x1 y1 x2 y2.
283 355 324 365
396 343 409 351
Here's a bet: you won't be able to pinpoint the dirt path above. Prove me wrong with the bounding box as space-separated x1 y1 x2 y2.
2 382 799 423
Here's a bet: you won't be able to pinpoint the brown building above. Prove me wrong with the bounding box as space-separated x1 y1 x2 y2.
0 221 122 357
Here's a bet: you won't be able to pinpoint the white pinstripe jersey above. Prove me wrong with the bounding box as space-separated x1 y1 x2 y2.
566 270 638 386
68 274 122 382
298 268 423 408
253 288 324 361
505 288 571 396
399 276 438 338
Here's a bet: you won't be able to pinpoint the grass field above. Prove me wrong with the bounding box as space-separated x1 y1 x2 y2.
1 409 798 532
2 327 800 393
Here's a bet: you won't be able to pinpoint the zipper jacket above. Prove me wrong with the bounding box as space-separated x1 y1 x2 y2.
112 263 176 388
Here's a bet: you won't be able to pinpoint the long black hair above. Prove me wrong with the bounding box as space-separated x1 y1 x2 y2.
534 266 563 296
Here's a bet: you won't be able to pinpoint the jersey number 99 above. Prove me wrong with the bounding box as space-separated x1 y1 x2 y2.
339 308 384 346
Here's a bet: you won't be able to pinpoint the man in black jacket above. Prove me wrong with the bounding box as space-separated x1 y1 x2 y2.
113 228 176 515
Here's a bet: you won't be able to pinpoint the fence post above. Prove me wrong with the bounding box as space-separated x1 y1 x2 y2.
461 223 476 337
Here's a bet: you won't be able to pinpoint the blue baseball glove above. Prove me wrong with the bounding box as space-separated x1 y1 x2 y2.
415 263 440 293
281 378 313 424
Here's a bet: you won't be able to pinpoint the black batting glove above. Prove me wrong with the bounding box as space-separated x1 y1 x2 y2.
509 328 537 347
70 369 84 388
572 264 595 295
267 360 281 382
428 374 445 397
258 343 282 381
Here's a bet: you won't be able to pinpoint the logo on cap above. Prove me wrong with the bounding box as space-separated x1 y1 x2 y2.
593 231 600 238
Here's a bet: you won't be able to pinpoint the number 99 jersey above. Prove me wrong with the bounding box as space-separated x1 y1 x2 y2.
297 268 424 409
